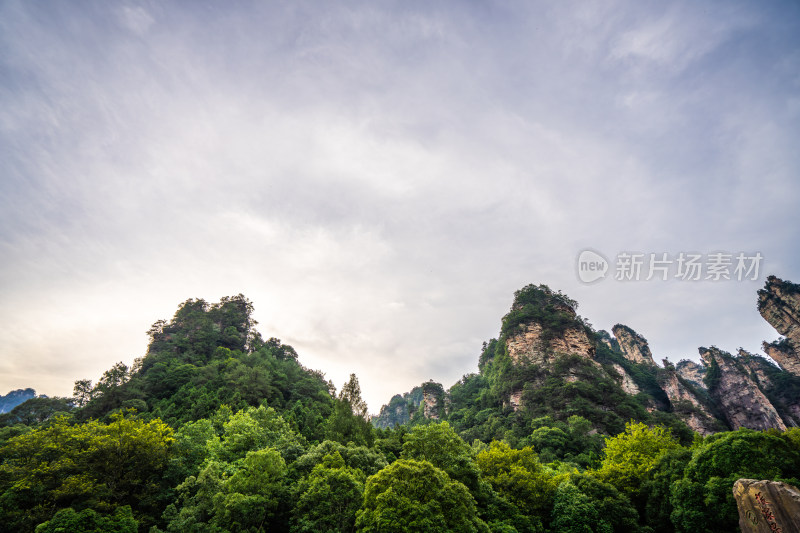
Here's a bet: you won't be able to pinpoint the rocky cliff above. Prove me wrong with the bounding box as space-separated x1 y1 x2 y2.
372 380 446 428
675 360 706 390
758 276 800 376
612 325 655 366
738 349 774 388
610 363 640 395
373 393 413 429
501 285 603 412
421 381 445 420
732 349 800 427
762 340 800 377
506 316 595 365
700 347 786 431
658 366 719 435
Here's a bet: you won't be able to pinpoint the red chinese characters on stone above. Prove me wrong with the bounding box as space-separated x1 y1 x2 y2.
754 492 783 533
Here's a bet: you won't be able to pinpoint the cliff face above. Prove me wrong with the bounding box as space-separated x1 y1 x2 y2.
421 381 445 420
759 276 800 376
738 349 774 388
675 360 706 390
508 389 523 411
763 341 800 377
700 347 786 431
611 363 640 395
502 286 596 366
734 349 800 427
502 289 602 412
507 321 595 365
504 320 597 411
373 394 412 429
659 368 718 435
612 325 655 366
373 381 446 428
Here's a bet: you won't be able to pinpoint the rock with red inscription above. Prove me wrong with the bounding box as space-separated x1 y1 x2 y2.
733 478 800 533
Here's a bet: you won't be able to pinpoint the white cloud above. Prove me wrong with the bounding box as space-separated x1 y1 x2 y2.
609 3 755 72
119 5 155 36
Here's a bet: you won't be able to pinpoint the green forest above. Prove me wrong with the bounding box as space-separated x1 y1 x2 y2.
1 290 799 532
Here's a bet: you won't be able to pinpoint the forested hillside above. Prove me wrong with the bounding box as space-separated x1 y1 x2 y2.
1 287 799 532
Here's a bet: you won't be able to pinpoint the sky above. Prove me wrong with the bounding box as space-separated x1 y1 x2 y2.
1 1 799 413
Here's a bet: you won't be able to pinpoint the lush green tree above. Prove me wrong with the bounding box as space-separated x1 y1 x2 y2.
165 448 288 532
500 284 581 340
97 362 130 391
291 440 387 480
0 423 30 448
0 413 174 532
162 460 224 532
213 448 288 531
163 406 305 531
210 405 307 463
373 425 408 463
34 506 137 533
401 421 480 490
292 452 365 532
476 487 544 533
557 473 642 533
78 295 335 431
641 447 692 532
73 379 94 407
519 415 605 467
355 459 487 532
285 399 328 443
326 374 374 447
475 441 558 520
340 373 368 418
551 481 604 533
596 421 680 498
163 418 217 488
525 425 569 460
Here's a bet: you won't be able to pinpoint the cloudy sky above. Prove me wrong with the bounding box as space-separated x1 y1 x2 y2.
1 1 799 412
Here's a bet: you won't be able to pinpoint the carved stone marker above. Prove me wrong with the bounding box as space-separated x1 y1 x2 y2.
733 479 800 533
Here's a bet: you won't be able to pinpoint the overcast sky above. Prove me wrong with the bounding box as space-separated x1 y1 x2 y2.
2 1 799 412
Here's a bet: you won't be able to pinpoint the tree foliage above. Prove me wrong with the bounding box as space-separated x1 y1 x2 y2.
401 422 480 490
475 441 558 517
34 506 138 533
291 452 365 533
355 459 486 533
596 421 680 497
0 413 174 532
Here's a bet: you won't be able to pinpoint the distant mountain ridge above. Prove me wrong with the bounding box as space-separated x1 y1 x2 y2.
0 388 36 414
